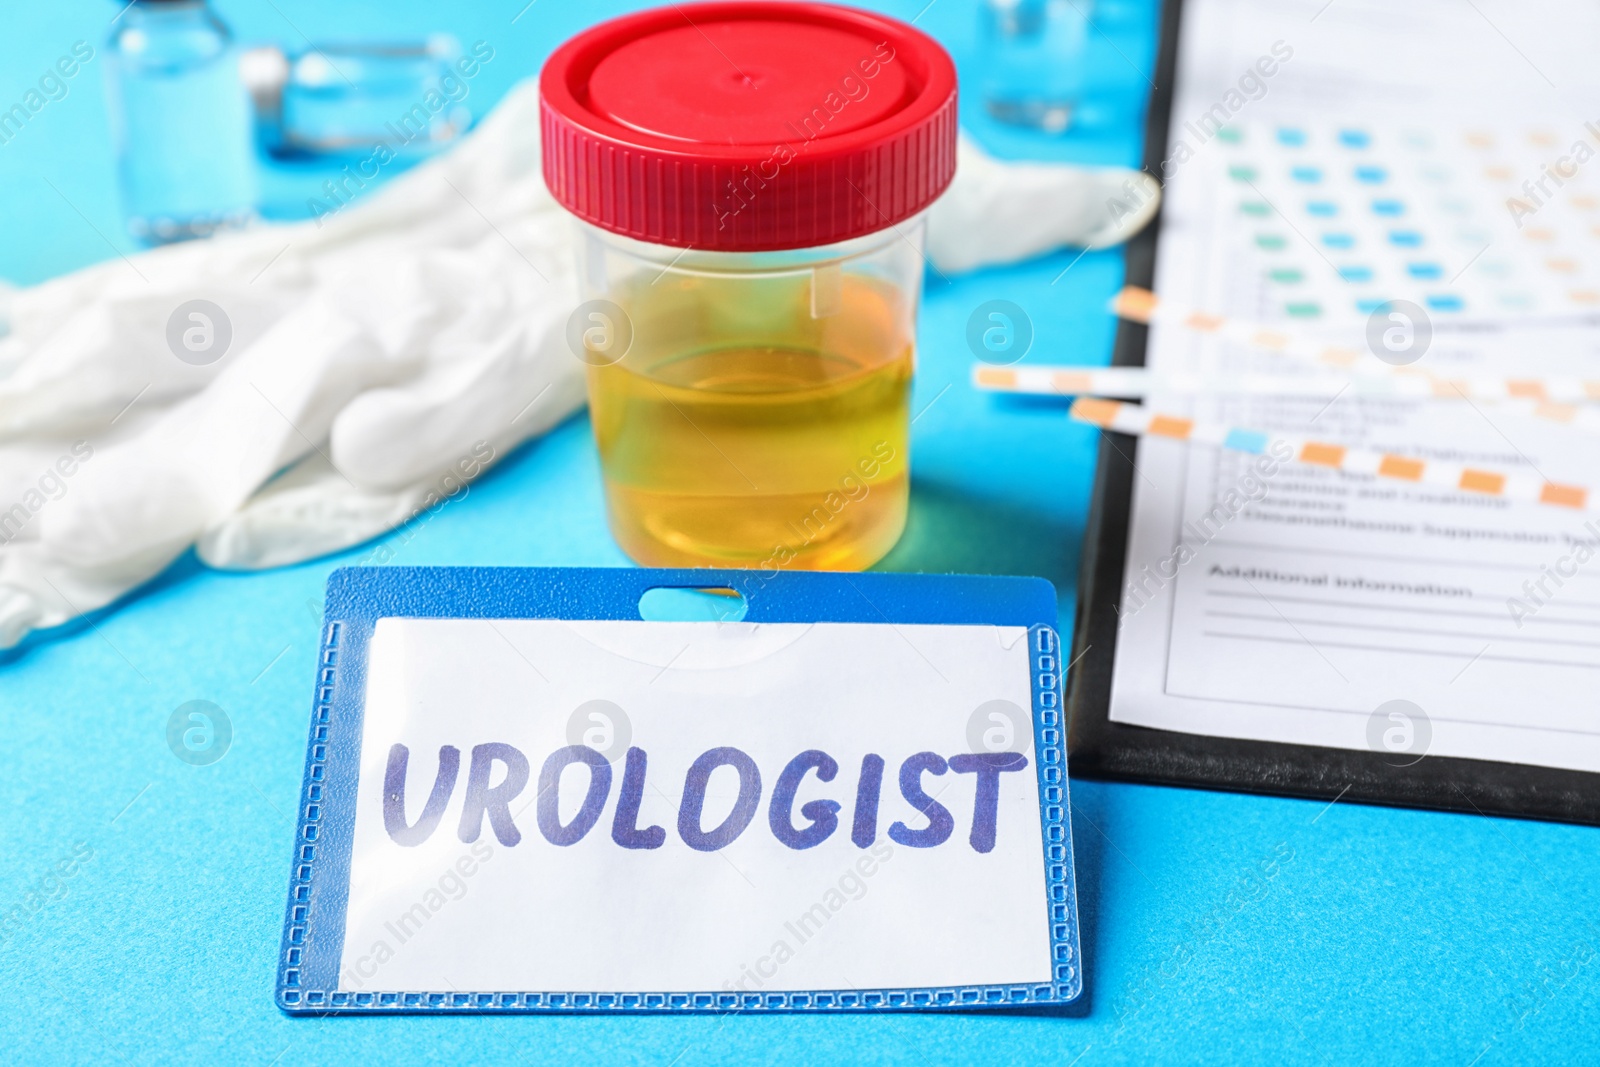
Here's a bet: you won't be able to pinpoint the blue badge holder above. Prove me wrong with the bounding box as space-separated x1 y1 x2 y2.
277 566 1082 1014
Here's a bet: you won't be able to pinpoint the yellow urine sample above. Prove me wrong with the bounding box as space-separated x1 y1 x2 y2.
587 267 912 570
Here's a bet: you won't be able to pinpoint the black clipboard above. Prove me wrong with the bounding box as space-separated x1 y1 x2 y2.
1063 0 1600 826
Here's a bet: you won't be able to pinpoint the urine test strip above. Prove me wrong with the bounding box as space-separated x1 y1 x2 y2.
976 364 1356 399
972 364 1600 436
1068 396 1595 513
980 363 1462 400
1110 286 1600 406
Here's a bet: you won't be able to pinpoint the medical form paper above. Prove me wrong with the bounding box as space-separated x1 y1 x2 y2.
1108 0 1600 774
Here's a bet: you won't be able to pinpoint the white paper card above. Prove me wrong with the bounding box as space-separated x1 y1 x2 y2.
336 618 1052 995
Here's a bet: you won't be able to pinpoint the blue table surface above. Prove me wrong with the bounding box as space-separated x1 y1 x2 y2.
3 2 1598 1064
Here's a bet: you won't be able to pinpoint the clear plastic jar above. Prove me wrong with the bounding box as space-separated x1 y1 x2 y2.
575 216 926 569
541 2 957 570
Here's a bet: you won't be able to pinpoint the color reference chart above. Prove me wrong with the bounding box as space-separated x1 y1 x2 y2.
1213 121 1600 324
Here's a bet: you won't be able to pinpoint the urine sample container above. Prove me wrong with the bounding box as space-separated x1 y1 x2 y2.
540 2 957 570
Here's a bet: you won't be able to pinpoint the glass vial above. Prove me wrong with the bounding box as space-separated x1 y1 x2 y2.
978 0 1090 134
106 0 257 244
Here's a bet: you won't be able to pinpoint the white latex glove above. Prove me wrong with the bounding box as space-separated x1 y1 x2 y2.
926 137 1162 273
0 79 584 648
0 77 1157 650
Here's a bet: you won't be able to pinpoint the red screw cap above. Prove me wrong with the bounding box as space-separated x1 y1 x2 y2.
540 1 959 252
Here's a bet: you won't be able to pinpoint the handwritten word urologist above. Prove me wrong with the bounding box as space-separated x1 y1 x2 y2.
384 744 1031 855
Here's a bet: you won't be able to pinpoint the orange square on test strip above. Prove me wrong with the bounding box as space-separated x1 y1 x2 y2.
1459 469 1506 494
1541 483 1586 508
1071 397 1121 427
1300 442 1346 467
1051 372 1094 394
1149 415 1194 438
1378 455 1424 480
1112 287 1159 321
